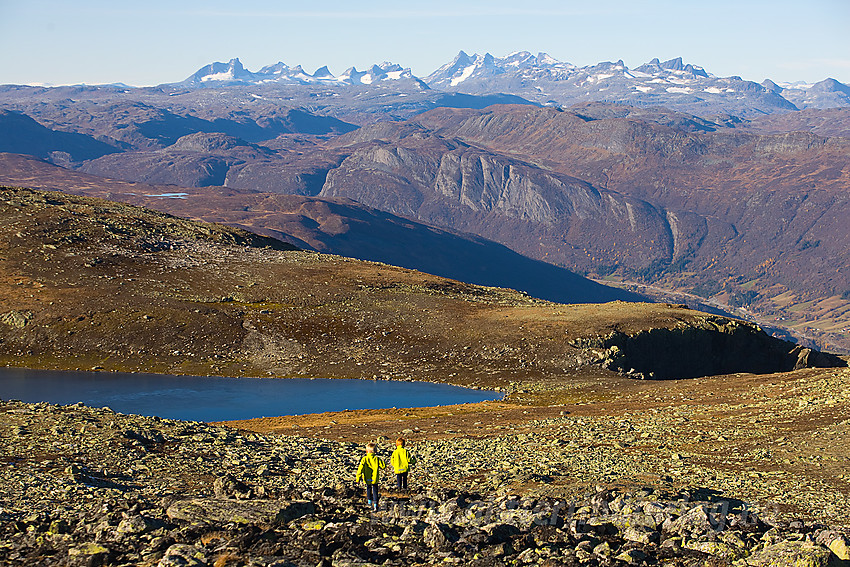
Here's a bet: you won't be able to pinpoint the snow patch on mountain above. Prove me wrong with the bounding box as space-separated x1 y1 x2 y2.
451 65 477 87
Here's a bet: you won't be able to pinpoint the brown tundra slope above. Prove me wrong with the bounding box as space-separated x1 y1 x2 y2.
0 185 838 384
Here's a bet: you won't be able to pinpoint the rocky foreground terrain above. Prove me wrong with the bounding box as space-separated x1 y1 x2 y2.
2 375 850 567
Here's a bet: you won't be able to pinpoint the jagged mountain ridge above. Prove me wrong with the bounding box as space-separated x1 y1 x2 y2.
423 51 849 114
425 51 798 117
179 57 427 88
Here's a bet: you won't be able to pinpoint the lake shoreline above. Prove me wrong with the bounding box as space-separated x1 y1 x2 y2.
0 367 502 422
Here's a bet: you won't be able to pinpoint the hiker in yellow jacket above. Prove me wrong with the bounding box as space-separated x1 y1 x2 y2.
391 437 416 491
355 442 386 511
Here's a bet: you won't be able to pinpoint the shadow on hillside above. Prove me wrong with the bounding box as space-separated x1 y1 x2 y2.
301 200 644 305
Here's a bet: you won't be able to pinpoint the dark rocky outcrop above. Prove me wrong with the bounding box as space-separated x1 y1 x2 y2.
574 316 847 379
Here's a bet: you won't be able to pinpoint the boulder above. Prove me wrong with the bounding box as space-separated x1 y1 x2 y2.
67 543 111 567
665 504 723 535
157 544 207 567
615 548 648 564
166 498 314 525
213 473 253 499
815 532 850 562
482 522 521 544
609 512 660 531
742 540 831 567
117 514 159 535
0 310 33 328
423 522 459 550
622 525 658 544
684 533 748 562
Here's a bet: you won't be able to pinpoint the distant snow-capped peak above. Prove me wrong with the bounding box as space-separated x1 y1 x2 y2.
425 51 579 88
170 53 849 115
186 58 254 84
180 59 420 87
426 51 720 90
337 62 416 85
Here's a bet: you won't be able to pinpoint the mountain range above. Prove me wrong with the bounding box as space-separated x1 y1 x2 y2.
176 53 850 117
2 52 850 353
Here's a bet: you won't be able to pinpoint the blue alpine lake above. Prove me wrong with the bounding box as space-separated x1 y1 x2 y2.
0 367 501 422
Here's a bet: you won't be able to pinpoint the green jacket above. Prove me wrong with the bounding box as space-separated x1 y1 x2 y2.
391 446 416 474
356 453 386 484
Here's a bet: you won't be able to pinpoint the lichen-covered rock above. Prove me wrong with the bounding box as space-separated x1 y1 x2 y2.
741 540 832 567
213 473 253 500
481 522 521 544
609 511 660 532
615 548 648 564
0 310 33 328
157 544 207 567
166 498 314 525
665 504 722 535
828 535 850 562
117 514 160 534
68 542 111 566
423 522 458 550
685 533 748 561
622 524 657 544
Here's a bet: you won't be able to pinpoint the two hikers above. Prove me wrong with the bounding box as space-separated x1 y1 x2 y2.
356 437 416 511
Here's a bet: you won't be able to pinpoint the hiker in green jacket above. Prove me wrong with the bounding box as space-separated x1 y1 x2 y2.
391 437 416 490
355 442 386 511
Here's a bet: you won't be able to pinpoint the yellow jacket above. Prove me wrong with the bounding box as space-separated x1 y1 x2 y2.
391 446 416 474
356 453 385 484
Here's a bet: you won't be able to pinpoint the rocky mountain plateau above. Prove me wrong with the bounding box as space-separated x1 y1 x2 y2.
1 187 849 566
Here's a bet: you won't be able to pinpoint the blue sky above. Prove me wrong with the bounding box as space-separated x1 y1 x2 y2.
1 0 849 86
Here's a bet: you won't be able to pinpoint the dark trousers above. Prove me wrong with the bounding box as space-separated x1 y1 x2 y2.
366 483 379 503
396 471 408 490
